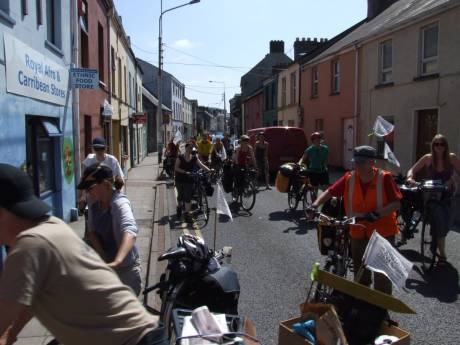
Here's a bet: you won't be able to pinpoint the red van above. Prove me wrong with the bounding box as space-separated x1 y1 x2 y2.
247 127 308 174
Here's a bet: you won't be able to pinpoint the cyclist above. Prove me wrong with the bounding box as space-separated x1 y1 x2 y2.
309 146 402 295
197 133 213 164
211 137 227 171
175 142 212 222
232 135 256 194
255 132 270 190
299 132 329 197
406 134 460 266
77 163 142 296
222 133 231 153
0 164 166 345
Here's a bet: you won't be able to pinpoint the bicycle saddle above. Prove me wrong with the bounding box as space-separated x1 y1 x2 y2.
158 247 187 261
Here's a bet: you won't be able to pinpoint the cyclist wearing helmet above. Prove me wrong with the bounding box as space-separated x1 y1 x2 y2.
406 134 460 266
175 142 211 222
299 132 329 195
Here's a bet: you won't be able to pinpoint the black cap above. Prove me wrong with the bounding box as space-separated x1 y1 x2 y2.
352 146 377 162
77 163 113 190
0 164 51 220
92 137 107 149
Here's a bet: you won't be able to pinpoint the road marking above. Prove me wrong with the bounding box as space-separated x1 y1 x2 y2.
191 219 202 239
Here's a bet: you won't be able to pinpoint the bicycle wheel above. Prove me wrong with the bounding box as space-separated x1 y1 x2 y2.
301 187 314 217
198 186 209 220
241 180 256 211
287 183 299 210
312 261 335 303
420 219 436 270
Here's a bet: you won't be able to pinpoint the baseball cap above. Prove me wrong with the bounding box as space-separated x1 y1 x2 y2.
352 145 377 163
92 137 107 149
240 135 250 141
77 163 113 190
0 164 51 220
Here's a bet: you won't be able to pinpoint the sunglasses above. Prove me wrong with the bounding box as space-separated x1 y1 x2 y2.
433 142 446 147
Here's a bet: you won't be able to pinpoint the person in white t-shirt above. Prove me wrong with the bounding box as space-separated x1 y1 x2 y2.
78 137 124 210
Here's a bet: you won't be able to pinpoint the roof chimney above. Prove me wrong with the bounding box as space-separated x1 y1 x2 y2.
367 0 399 20
269 40 285 54
294 36 328 60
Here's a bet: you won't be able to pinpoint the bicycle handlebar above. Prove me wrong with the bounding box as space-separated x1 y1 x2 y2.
309 211 367 228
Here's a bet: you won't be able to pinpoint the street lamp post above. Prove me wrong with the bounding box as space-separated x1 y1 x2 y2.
209 80 226 133
156 0 200 160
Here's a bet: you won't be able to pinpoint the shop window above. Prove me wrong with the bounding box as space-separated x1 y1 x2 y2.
26 117 61 196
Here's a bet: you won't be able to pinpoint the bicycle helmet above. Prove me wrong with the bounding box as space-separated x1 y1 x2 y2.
310 132 322 140
179 234 211 263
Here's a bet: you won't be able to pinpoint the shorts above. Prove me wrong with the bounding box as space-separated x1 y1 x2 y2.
308 171 329 187
176 181 193 203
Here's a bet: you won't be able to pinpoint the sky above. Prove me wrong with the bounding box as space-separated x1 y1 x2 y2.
113 0 367 110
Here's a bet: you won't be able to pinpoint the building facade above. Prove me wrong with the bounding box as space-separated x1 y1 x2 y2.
359 0 460 173
171 78 184 140
109 11 132 172
300 49 358 169
0 0 75 221
243 89 263 131
262 75 278 127
78 0 112 161
183 97 193 140
229 94 242 136
277 62 301 127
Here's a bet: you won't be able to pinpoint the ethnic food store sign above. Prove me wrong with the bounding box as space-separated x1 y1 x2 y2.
4 33 69 106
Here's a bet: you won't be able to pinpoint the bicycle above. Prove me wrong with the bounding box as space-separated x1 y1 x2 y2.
413 180 450 271
395 184 422 247
308 211 366 303
231 166 257 211
143 235 239 341
286 164 316 217
177 171 211 221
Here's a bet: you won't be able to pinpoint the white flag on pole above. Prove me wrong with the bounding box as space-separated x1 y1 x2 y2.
384 142 401 167
173 130 183 145
373 116 394 137
363 231 413 289
216 182 233 221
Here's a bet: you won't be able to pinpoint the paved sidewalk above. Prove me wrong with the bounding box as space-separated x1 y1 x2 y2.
16 153 171 345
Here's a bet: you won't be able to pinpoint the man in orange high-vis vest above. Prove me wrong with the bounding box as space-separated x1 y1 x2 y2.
310 146 402 295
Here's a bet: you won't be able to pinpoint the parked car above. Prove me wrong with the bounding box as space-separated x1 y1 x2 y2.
247 127 308 174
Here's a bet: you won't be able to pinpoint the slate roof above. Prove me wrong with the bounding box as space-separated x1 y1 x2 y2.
240 53 292 99
304 0 458 66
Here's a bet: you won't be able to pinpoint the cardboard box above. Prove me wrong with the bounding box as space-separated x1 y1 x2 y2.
377 322 410 345
279 304 348 345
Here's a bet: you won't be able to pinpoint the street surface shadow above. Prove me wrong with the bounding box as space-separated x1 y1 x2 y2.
268 210 315 235
228 202 252 219
402 249 460 303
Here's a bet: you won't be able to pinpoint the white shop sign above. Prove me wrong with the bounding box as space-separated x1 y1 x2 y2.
70 68 99 89
4 33 69 106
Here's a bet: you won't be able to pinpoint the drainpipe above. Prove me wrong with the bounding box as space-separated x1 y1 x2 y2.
71 0 81 185
353 42 360 148
107 6 114 154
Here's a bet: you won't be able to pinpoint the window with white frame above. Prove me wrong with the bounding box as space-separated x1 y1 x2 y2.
379 39 392 83
421 23 438 75
311 67 319 97
331 60 340 93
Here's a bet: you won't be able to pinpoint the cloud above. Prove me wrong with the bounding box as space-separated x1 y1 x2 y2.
171 39 202 50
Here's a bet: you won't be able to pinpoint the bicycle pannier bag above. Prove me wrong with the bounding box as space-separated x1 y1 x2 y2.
276 171 290 193
222 161 234 193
